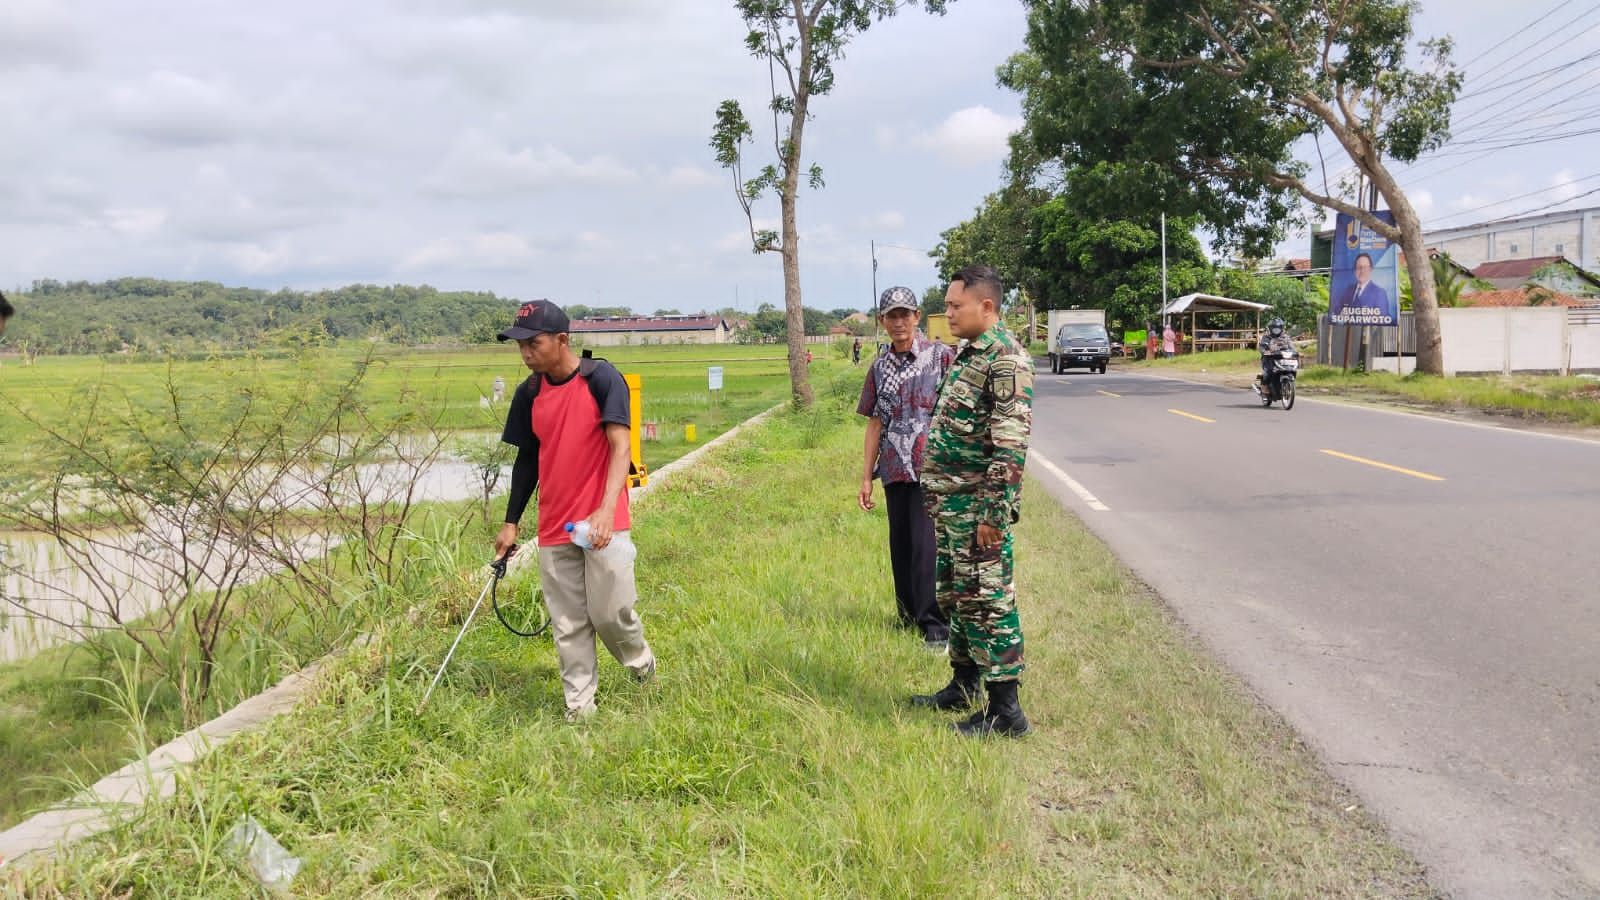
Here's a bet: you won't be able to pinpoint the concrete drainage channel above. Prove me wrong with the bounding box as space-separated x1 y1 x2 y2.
0 403 785 874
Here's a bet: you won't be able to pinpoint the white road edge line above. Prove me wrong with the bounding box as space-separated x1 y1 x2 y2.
1029 451 1110 511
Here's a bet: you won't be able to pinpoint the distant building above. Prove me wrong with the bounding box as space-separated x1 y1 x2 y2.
1459 288 1585 308
1426 206 1600 272
568 314 731 346
1470 256 1600 297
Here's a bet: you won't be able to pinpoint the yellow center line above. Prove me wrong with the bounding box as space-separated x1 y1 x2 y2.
1321 449 1446 482
1097 390 1122 398
1168 409 1215 423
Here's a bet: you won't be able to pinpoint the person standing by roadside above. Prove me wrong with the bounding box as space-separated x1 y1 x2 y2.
852 336 862 365
1162 323 1177 359
494 299 656 723
911 265 1034 738
857 286 955 651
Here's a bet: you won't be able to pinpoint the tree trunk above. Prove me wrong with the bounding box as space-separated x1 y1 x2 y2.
1377 172 1443 375
780 13 815 408
781 188 812 407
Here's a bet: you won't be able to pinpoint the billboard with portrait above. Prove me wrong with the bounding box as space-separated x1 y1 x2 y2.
1329 210 1400 327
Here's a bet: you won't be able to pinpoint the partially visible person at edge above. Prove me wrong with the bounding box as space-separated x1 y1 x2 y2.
494 299 656 723
856 286 956 652
911 264 1034 738
0 291 13 339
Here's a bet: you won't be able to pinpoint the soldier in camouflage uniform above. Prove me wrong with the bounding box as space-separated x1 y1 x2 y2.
910 264 1034 738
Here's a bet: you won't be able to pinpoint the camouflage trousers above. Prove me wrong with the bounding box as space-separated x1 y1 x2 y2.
927 497 1024 681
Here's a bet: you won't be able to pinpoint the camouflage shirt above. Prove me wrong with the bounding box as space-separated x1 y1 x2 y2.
921 322 1034 526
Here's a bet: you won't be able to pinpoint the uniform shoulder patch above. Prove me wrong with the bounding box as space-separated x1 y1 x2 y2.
989 358 1017 403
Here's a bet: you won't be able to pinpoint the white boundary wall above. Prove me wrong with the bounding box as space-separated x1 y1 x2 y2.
1438 307 1600 375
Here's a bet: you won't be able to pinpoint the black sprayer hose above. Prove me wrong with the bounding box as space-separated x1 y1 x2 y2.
489 545 550 638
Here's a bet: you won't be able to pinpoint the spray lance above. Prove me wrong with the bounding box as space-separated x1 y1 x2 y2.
417 544 549 713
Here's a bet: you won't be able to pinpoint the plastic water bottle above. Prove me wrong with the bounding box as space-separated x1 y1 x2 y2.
225 814 301 893
565 521 592 549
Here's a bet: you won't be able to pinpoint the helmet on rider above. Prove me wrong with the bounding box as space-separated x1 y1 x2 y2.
1268 318 1285 337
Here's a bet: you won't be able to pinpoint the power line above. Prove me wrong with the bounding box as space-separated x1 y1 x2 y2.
1473 183 1600 227
1457 1 1600 90
1457 0 1579 71
1426 171 1600 226
1454 45 1600 105
1446 54 1600 141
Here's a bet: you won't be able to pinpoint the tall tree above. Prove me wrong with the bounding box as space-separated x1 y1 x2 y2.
711 0 952 406
1003 1 1461 375
1025 200 1212 330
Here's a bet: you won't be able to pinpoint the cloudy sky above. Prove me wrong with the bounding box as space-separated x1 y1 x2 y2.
3 1 1596 314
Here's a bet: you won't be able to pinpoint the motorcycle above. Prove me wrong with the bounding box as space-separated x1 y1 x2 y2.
1253 347 1299 410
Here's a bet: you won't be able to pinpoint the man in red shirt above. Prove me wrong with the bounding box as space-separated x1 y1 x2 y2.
494 300 655 722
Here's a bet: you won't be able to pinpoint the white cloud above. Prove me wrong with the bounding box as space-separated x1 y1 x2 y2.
862 210 906 231
663 164 719 189
425 132 638 197
400 231 542 271
1409 188 1436 220
915 106 1023 167
224 240 296 275
101 207 168 237
0 0 89 69
105 71 245 147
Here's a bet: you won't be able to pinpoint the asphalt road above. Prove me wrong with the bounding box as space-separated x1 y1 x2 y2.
1027 367 1600 899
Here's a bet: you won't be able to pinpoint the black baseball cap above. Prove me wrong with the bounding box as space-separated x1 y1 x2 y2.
497 299 570 341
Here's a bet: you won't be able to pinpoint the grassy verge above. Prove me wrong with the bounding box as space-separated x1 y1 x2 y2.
0 343 830 480
0 345 820 828
1130 349 1600 428
11 376 1428 897
0 500 496 829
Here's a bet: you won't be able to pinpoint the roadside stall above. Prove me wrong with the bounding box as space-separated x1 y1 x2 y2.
1158 293 1272 353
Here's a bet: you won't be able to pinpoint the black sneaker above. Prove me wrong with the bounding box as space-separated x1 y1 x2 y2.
923 629 949 653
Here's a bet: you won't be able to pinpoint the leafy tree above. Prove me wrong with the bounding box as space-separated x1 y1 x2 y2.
1003 0 1462 374
653 308 684 316
801 306 837 336
1248 276 1326 336
930 185 1051 292
710 0 953 407
1025 200 1212 331
921 285 946 316
740 302 789 343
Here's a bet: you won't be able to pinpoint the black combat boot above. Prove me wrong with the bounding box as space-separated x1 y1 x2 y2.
954 680 1031 738
910 663 982 710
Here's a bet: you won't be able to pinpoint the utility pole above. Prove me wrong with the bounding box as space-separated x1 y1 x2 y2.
870 240 879 307
871 240 880 345
1160 212 1169 329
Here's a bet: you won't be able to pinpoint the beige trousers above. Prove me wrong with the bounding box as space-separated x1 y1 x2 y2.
538 531 654 712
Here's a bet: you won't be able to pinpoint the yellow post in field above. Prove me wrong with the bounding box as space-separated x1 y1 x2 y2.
625 373 649 487
686 423 697 443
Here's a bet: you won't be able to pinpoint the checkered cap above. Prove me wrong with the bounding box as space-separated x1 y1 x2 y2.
878 286 919 314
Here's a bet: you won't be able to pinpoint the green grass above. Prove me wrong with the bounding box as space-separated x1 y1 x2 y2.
1133 347 1262 372
0 343 832 481
0 348 835 829
1296 369 1600 426
1130 348 1600 427
10 382 1429 897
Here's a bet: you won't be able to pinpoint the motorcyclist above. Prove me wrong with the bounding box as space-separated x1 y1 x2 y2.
1257 318 1294 392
